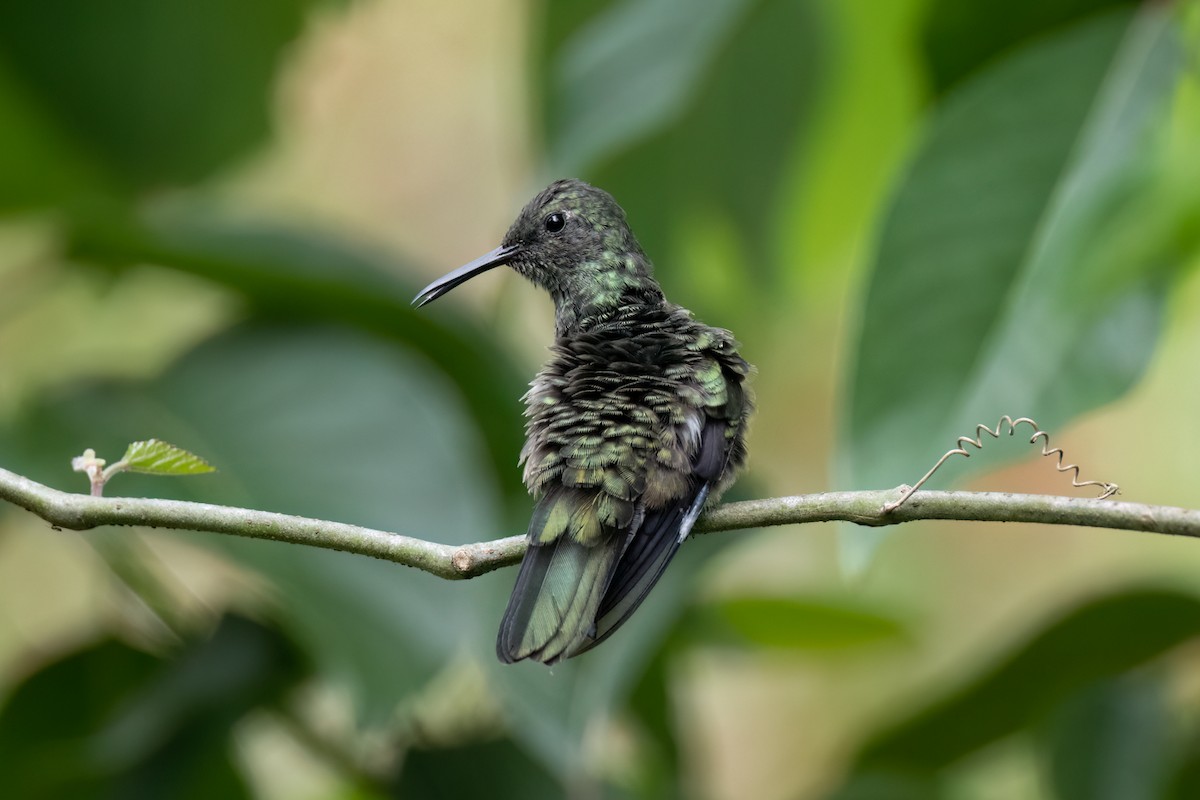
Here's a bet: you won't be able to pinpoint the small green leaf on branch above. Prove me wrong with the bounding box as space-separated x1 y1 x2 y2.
71 440 214 497
119 439 216 477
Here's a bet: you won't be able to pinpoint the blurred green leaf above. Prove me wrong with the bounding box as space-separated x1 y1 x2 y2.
548 0 748 176
695 594 909 651
0 640 162 798
395 738 560 799
544 0 826 294
841 7 1184 568
1 322 507 721
609 588 911 798
0 63 113 211
92 615 307 767
0 0 323 198
68 212 529 507
845 588 1200 777
1040 674 1171 800
825 772 942 800
921 0 1133 92
0 615 303 799
623 643 684 800
120 439 215 476
143 325 506 716
1164 733 1200 800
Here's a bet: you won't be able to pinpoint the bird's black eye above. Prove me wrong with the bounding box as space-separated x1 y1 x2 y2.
544 212 566 233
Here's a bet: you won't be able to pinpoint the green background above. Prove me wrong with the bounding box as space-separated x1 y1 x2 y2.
2 0 1200 797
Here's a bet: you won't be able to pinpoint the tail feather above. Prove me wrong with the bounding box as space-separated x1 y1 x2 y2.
496 492 623 664
571 483 709 656
499 417 733 663
569 417 729 656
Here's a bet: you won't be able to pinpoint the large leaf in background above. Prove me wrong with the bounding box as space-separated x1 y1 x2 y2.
921 0 1133 92
623 642 684 800
70 211 529 507
0 0 325 201
0 63 114 211
158 326 506 712
829 588 1200 795
840 7 1186 569
548 0 747 176
606 591 910 798
1164 732 1200 800
542 0 826 295
1039 675 1171 800
396 738 560 799
693 594 909 651
0 615 304 799
3 323 507 721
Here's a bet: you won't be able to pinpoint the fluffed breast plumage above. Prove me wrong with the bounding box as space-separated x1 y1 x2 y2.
497 302 751 662
520 304 749 503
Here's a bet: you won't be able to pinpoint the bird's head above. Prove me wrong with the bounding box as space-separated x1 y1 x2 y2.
414 179 662 328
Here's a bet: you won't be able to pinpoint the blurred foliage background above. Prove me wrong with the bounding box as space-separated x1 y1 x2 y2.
2 0 1200 797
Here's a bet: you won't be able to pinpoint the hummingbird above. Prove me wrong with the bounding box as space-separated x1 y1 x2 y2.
414 179 752 664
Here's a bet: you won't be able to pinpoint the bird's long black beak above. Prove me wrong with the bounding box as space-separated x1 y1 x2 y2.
412 244 521 307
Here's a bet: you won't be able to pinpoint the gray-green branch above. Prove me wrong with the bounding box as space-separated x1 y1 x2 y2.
2 465 1198 580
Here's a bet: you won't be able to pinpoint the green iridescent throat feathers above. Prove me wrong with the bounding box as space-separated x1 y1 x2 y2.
414 179 752 664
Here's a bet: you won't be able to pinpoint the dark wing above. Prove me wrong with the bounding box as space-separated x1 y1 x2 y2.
496 487 625 664
569 416 730 656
